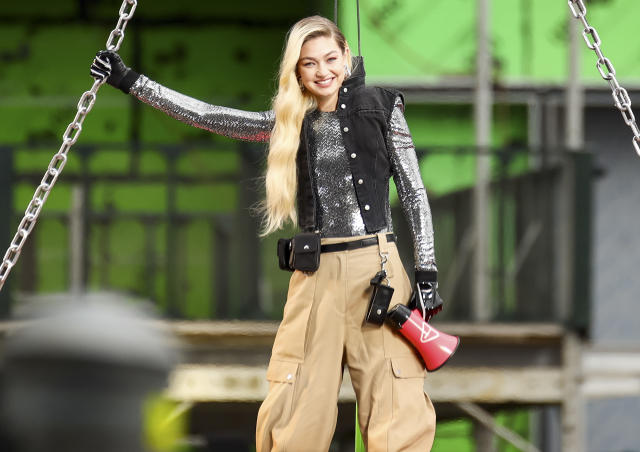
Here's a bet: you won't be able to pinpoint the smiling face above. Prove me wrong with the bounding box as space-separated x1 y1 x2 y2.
297 35 349 112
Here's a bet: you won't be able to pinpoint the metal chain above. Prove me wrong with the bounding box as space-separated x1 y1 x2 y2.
0 0 138 291
568 0 640 157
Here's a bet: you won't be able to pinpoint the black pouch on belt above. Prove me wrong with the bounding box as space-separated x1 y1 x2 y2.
277 238 293 271
289 232 321 272
365 270 394 325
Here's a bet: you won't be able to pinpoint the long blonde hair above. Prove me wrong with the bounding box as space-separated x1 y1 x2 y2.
261 16 351 235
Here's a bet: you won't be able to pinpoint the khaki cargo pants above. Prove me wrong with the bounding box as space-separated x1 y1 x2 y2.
256 234 436 451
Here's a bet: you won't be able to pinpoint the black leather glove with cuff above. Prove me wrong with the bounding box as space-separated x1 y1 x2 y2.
90 50 140 94
410 270 443 319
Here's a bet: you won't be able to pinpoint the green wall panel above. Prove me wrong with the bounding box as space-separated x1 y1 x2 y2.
395 104 527 197
181 220 213 319
91 183 167 212
0 25 131 143
14 147 81 175
342 0 640 83
138 150 169 174
88 149 133 173
0 0 75 15
137 26 283 142
15 182 72 212
176 184 237 212
175 149 239 176
98 220 147 292
92 0 315 21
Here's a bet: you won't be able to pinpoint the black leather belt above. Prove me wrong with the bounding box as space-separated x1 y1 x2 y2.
320 233 395 253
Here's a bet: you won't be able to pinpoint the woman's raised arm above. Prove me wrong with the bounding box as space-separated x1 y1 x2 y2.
131 76 273 142
91 50 274 143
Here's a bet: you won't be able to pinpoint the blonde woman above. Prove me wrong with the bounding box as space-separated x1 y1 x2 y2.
92 15 441 452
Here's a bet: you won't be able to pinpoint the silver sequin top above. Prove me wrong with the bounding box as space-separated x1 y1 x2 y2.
130 75 436 270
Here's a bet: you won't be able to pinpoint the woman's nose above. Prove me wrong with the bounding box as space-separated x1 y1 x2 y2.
316 63 329 77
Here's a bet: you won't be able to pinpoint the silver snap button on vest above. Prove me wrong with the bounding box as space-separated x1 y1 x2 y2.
351 153 356 159
343 127 349 132
341 104 346 109
358 179 363 184
364 204 370 210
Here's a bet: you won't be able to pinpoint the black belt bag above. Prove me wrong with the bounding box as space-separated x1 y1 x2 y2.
277 232 396 273
277 232 321 273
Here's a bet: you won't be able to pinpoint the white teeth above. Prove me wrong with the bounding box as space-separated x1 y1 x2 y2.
316 78 333 86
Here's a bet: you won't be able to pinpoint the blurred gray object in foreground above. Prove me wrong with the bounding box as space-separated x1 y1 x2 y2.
1 295 176 452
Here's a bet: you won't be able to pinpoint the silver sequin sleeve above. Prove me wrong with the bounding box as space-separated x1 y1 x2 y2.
129 75 274 143
388 96 437 271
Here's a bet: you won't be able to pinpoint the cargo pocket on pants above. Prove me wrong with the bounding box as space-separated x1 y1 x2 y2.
257 360 301 452
390 357 429 424
391 355 427 380
389 356 435 450
267 359 299 384
391 355 428 409
265 359 300 422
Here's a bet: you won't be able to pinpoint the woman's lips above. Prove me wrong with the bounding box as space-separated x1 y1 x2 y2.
315 77 335 87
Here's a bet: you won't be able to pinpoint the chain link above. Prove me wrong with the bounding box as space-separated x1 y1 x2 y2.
0 0 138 290
568 0 640 157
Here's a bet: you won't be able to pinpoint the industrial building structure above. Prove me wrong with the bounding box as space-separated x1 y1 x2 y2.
2 1 640 450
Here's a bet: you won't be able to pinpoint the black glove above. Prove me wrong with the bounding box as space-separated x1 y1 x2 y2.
410 270 443 319
90 50 140 94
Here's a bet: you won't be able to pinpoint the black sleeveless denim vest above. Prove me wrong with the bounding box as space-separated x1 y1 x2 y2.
296 58 402 233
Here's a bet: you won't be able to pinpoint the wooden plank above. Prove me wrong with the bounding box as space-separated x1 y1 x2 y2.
166 320 279 339
167 365 270 402
583 348 640 376
2 319 564 343
426 368 563 403
0 320 28 337
582 376 640 399
581 346 640 398
165 320 564 345
166 364 564 404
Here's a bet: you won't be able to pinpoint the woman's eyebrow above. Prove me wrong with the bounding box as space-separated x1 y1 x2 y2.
299 50 339 62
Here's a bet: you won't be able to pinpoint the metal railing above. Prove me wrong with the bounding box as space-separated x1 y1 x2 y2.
0 144 591 327
0 141 266 319
392 146 590 326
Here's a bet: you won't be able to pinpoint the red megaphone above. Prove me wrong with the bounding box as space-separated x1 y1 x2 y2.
387 304 460 372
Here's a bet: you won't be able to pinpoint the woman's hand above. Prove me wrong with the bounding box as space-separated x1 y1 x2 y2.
90 50 139 93
412 270 443 319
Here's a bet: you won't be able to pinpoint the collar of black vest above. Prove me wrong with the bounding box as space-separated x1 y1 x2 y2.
343 56 365 89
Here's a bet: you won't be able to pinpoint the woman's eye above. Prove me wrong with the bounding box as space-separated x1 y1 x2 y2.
328 57 337 62
304 62 314 67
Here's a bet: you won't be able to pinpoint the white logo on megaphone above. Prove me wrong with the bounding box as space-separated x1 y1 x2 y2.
406 315 441 344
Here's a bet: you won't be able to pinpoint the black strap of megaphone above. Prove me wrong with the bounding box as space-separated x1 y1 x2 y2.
334 0 362 57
